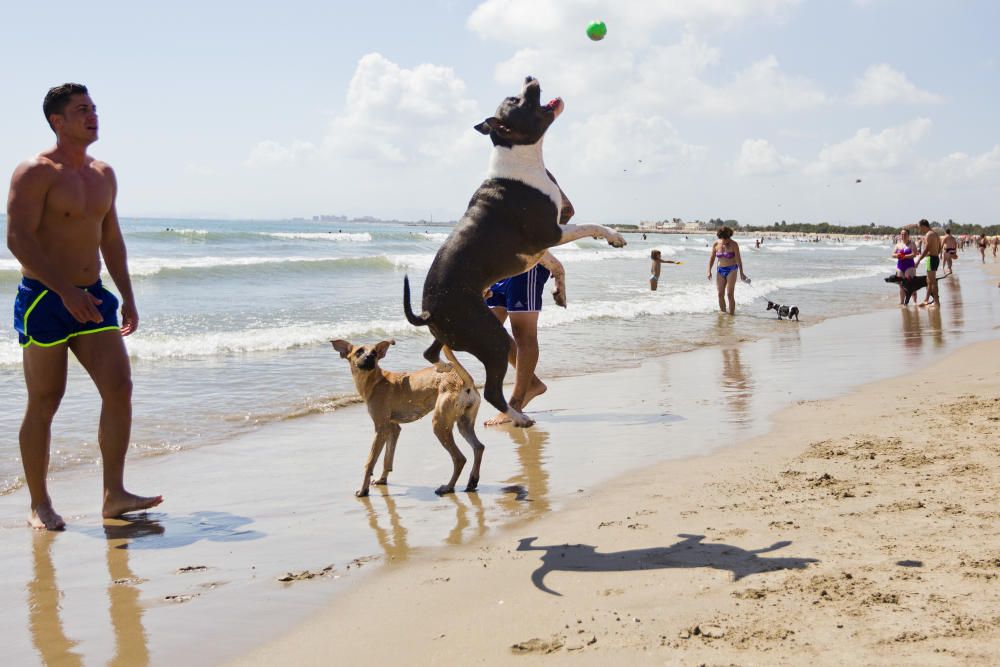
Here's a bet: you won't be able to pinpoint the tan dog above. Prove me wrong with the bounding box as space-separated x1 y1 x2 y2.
331 339 486 497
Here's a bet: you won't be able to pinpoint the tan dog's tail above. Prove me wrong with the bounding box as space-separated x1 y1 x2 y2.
441 346 475 390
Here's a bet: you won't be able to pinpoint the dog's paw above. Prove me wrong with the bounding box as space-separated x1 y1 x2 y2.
464 476 480 493
372 478 388 485
552 287 567 308
434 485 455 496
608 233 627 248
355 489 369 498
511 413 535 428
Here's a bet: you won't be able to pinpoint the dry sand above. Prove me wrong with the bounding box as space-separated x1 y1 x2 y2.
241 335 1000 666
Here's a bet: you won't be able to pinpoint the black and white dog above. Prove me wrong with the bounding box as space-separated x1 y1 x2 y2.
766 300 800 321
403 76 626 427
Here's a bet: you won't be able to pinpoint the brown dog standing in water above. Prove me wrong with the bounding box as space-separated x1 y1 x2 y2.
331 339 485 497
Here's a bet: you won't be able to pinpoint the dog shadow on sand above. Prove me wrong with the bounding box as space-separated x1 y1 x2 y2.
517 534 818 595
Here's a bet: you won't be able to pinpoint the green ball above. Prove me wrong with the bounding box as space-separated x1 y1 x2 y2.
586 20 607 41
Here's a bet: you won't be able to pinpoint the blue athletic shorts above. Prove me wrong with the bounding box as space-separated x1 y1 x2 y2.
485 265 551 312
13 277 120 348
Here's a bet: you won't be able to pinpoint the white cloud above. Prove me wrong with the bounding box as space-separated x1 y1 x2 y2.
247 53 481 168
735 139 798 175
245 140 317 168
566 109 705 175
695 55 827 113
492 33 825 117
920 145 1000 182
468 0 799 45
807 118 932 174
848 64 943 106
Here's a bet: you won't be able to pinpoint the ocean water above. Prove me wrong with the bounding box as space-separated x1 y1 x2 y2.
0 218 897 494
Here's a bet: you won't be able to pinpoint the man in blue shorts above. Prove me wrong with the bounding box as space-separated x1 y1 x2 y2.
7 83 161 530
483 251 565 426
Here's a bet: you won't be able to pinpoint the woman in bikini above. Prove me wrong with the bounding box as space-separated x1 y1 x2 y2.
707 226 748 315
892 228 918 305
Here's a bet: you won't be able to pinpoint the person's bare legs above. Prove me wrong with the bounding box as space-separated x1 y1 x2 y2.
920 269 939 307
507 311 546 409
69 331 162 518
725 270 739 315
484 308 546 426
20 344 69 530
715 272 727 313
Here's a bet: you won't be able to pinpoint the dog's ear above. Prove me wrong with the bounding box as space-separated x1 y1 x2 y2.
331 339 353 359
374 339 395 360
474 117 512 138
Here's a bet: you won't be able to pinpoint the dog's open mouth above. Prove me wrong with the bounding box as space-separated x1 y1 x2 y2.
545 98 564 118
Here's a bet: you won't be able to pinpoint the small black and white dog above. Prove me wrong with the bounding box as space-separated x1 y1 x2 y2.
766 300 800 321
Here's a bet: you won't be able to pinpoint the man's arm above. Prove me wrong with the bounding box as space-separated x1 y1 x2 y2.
99 167 139 336
537 251 567 308
7 160 104 323
545 169 574 224
914 233 930 265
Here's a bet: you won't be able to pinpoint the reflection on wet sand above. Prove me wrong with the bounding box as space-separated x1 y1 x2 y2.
361 491 410 562
900 308 923 356
444 492 485 546
27 518 159 667
720 347 754 425
498 426 551 516
28 534 83 667
947 276 964 330
926 307 944 348
104 518 162 667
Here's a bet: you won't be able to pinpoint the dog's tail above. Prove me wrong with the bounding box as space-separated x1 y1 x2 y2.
403 275 431 327
441 345 476 390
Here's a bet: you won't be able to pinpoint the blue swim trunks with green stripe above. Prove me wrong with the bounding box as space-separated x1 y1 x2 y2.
13 277 119 347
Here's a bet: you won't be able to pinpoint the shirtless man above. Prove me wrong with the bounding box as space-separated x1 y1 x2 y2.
913 219 941 308
941 228 958 277
6 83 162 530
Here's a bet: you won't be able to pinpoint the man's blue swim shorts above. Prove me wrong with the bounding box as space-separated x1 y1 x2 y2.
13 277 120 347
485 264 551 312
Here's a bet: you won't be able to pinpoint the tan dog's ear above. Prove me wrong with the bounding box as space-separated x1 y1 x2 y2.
331 339 353 359
374 339 395 360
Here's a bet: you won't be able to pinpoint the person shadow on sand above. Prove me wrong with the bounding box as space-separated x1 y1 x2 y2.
517 534 818 595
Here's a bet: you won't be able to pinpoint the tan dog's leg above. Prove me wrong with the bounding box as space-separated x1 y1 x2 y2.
373 423 401 486
432 396 466 496
457 412 485 492
357 429 389 498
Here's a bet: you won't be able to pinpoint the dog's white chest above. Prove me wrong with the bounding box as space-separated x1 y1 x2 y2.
486 142 562 215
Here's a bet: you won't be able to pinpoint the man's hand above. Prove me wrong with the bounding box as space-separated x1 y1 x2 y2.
60 289 103 324
120 299 139 336
551 276 567 308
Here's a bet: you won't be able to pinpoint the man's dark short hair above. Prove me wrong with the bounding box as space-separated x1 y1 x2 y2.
918 219 930 228
43 83 89 130
945 228 951 234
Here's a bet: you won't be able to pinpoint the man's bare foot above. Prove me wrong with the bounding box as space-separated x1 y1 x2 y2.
102 492 163 519
520 378 547 410
28 503 65 531
484 411 512 426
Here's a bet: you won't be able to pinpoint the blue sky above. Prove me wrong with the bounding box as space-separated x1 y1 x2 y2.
3 1 997 226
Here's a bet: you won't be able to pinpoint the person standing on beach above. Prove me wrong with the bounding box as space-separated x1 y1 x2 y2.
649 249 680 291
913 219 941 308
941 229 958 277
483 251 565 426
707 226 748 315
978 234 988 263
6 83 162 530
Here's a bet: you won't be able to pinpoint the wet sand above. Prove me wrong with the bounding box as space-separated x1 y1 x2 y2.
1 261 997 666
